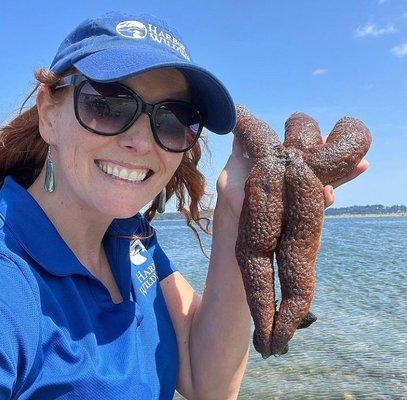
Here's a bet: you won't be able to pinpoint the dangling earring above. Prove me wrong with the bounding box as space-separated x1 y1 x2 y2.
157 187 166 213
44 145 55 193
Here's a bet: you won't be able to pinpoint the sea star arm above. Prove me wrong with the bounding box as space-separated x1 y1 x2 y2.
235 159 285 358
272 158 325 355
234 104 281 159
283 112 324 151
303 117 372 185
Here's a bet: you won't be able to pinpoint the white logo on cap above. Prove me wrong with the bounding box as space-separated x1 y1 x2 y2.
115 20 190 61
116 21 147 39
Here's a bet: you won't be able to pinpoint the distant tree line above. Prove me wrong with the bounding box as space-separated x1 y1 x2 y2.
325 204 407 216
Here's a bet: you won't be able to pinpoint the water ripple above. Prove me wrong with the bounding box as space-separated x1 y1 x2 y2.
153 217 407 399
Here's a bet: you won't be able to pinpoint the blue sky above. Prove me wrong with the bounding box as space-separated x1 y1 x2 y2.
1 0 406 211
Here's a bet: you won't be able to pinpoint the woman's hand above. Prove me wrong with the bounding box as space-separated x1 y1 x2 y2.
216 134 370 218
215 135 252 220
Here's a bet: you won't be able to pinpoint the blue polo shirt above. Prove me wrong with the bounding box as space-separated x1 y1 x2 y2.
0 176 179 399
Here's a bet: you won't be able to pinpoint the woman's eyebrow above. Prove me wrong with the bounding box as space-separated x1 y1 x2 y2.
121 80 191 102
145 91 192 103
165 90 191 101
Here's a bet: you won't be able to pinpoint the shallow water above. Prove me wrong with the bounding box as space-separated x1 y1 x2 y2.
151 217 407 400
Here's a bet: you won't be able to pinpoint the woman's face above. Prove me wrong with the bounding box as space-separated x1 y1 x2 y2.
40 68 189 219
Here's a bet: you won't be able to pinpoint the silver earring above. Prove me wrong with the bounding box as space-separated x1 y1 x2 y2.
157 187 166 213
44 146 55 193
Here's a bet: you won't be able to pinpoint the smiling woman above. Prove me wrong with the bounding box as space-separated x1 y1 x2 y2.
0 10 252 400
31 67 198 221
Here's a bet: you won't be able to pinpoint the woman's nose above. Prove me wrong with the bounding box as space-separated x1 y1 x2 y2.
117 113 155 154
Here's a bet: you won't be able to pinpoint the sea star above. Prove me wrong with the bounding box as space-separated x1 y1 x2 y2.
233 105 372 358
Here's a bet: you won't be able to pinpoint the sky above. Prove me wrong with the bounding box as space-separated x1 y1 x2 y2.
0 0 406 211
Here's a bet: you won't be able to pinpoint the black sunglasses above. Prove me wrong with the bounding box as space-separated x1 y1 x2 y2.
52 73 205 153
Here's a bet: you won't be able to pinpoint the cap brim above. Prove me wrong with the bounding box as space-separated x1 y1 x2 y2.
73 46 236 134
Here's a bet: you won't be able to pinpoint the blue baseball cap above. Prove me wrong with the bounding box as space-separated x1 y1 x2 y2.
49 11 236 134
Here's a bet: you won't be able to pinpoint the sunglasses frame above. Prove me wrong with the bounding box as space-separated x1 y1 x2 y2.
52 73 204 153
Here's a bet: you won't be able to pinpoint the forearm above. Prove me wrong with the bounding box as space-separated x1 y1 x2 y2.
189 202 251 399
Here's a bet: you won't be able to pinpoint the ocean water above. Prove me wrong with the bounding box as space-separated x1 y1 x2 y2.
151 217 407 400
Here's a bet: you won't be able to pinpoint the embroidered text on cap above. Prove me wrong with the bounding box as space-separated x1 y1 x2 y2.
116 20 190 61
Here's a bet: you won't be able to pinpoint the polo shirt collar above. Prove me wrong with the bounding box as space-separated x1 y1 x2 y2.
0 176 145 278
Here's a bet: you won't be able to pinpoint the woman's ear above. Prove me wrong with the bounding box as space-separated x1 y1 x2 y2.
36 85 58 145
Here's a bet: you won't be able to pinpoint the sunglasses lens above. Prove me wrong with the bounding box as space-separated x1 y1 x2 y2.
77 82 138 134
75 79 203 151
154 103 202 151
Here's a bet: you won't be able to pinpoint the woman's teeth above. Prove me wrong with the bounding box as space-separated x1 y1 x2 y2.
96 161 150 183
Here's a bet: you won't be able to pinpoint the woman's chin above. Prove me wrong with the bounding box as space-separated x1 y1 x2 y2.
90 200 143 220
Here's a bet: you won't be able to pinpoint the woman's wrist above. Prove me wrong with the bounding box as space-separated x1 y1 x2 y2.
212 199 240 239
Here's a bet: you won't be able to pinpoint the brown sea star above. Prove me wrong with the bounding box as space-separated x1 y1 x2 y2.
233 105 372 358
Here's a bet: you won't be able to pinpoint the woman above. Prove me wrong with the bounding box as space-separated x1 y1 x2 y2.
0 11 368 400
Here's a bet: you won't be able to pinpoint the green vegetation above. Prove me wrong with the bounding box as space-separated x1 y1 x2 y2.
325 204 406 216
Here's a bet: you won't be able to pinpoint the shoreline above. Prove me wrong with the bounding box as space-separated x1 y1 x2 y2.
324 212 407 219
154 212 407 221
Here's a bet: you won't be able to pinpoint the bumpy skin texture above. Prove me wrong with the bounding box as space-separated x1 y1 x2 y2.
233 105 372 358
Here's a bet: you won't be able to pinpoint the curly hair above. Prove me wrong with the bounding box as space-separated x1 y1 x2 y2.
0 67 213 256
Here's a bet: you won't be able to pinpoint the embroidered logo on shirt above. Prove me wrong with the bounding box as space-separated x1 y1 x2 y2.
136 263 158 296
130 239 158 296
130 239 148 266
